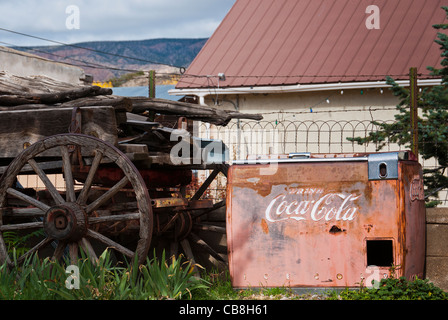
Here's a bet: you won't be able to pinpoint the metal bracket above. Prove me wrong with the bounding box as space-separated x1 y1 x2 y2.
368 152 399 180
69 106 82 134
194 138 229 164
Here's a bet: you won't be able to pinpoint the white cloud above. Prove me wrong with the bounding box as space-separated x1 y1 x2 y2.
0 0 235 46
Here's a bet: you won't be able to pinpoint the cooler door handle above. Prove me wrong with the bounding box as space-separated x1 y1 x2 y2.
288 152 311 159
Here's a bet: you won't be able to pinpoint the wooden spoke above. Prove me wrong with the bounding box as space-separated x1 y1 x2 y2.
88 212 140 224
79 237 98 264
69 242 79 264
76 151 103 205
194 223 226 234
189 232 227 264
170 241 179 259
28 159 64 205
6 188 50 211
51 241 67 262
86 229 134 258
0 134 153 267
0 221 43 232
180 239 199 275
2 207 44 218
17 237 53 264
60 145 76 202
85 176 129 214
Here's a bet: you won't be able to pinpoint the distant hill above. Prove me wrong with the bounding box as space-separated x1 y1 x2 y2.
14 38 207 82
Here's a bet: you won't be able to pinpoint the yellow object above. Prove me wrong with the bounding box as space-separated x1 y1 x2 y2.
92 81 113 88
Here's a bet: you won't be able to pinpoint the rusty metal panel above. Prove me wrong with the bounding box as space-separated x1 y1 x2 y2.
226 152 425 288
400 161 426 280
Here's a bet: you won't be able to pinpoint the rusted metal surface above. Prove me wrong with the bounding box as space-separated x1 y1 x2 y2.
226 152 426 288
151 197 188 208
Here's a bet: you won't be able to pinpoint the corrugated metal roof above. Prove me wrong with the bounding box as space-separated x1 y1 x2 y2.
176 0 448 89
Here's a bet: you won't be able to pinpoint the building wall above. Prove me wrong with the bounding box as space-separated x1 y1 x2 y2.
426 207 448 290
199 88 403 161
0 46 87 85
198 86 448 205
204 88 400 122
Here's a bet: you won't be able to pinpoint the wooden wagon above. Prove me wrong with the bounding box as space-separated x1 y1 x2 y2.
0 72 262 269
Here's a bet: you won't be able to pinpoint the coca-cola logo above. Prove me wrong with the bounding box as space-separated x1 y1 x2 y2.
265 188 360 223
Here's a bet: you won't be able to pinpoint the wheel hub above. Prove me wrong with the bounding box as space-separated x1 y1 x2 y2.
44 203 87 241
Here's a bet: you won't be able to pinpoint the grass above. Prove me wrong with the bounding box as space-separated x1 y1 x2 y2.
194 268 448 300
0 250 446 300
194 271 298 300
0 249 208 300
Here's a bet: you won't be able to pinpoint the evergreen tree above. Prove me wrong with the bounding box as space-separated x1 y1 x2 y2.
350 7 448 205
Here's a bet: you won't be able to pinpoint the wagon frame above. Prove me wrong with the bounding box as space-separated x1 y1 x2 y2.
0 72 261 269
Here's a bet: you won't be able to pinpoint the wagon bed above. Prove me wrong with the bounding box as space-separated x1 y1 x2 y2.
0 71 262 268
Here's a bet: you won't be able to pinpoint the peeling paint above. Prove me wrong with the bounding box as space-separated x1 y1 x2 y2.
226 153 426 288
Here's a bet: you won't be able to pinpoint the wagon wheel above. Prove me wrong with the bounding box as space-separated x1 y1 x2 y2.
185 201 227 273
0 133 152 267
172 165 228 272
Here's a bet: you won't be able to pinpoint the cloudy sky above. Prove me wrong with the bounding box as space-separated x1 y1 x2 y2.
0 0 236 46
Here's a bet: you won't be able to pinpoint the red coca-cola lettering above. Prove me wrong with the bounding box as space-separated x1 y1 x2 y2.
265 190 360 223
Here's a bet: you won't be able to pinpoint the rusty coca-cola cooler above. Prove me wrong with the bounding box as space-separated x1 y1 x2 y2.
226 151 426 289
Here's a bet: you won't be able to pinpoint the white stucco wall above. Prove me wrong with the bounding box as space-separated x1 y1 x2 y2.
204 87 400 123
0 46 87 85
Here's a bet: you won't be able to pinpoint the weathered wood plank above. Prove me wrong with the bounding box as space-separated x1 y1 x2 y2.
130 97 263 126
59 95 132 112
0 71 80 94
0 95 132 113
0 106 118 157
0 86 112 106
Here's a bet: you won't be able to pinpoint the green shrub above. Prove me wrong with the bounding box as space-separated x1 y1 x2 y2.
335 276 448 300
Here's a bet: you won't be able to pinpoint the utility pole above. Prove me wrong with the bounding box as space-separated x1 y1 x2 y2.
409 67 418 158
148 70 156 121
148 70 156 98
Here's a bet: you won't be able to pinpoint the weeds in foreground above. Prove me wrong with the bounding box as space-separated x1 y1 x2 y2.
0 249 209 300
330 276 448 300
0 251 446 300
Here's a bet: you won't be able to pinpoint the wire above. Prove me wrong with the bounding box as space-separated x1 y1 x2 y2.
0 28 441 83
0 45 144 74
0 27 184 69
0 40 185 76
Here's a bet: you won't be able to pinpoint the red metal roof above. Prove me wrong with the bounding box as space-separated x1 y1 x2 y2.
176 0 448 89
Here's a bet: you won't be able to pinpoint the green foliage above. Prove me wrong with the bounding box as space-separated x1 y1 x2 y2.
194 270 296 300
139 250 209 300
0 251 64 300
194 269 245 300
349 6 448 203
333 276 447 300
0 249 209 300
3 230 45 256
0 253 446 300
